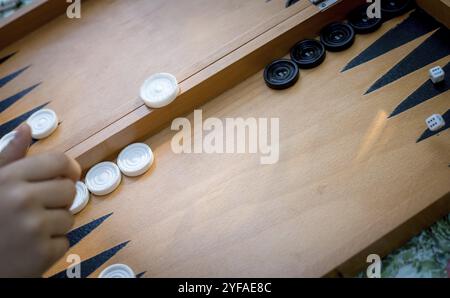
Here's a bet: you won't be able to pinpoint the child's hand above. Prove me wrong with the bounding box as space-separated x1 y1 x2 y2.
0 125 81 277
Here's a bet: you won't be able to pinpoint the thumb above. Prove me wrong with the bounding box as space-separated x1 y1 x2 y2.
0 124 32 168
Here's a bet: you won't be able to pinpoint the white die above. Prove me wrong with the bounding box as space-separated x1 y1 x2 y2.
429 66 445 84
425 114 446 132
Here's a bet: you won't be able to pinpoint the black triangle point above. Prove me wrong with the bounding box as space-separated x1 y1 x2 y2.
0 65 31 88
50 241 131 278
286 0 300 8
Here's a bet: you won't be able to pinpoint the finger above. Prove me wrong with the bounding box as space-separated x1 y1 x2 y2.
43 209 74 236
3 152 81 182
45 237 70 266
0 124 32 168
29 179 76 209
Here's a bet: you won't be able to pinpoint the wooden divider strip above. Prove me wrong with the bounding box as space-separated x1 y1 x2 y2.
416 0 450 28
0 0 73 50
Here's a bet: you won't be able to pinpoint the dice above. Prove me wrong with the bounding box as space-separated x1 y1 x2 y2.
429 66 445 84
425 114 446 132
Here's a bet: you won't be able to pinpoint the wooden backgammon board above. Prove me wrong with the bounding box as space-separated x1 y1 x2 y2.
0 0 448 278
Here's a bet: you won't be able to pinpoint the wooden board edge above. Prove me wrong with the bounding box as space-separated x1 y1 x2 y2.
67 0 366 170
416 0 450 29
324 192 450 277
0 0 75 51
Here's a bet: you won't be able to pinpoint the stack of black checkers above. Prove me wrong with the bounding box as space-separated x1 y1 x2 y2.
264 0 413 90
348 4 382 34
290 39 326 69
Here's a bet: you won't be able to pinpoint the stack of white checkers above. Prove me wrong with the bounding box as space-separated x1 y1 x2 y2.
69 182 90 215
71 143 154 214
99 264 135 278
76 71 173 213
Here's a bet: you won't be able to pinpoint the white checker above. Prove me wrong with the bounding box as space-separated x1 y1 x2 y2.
69 181 90 215
117 143 154 177
429 66 445 84
0 131 17 153
425 114 446 132
140 73 180 108
85 162 122 196
26 109 58 139
99 264 135 278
